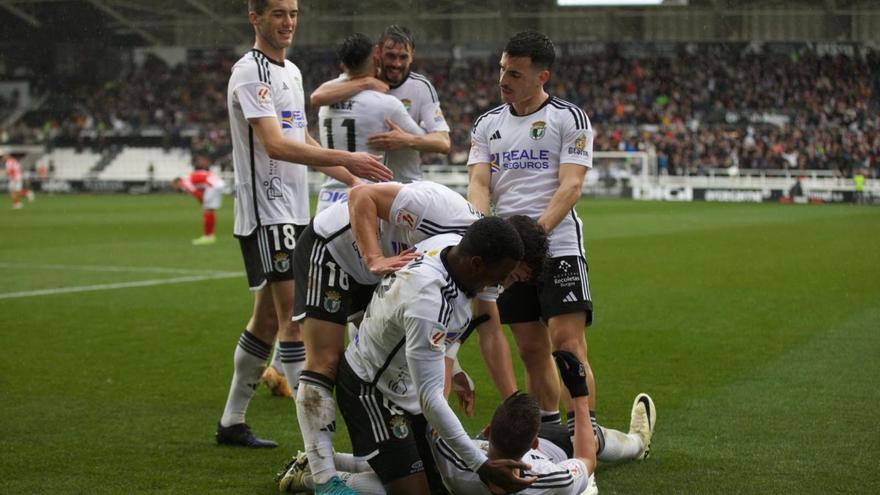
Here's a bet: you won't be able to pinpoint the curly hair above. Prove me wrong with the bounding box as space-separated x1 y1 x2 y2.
504 30 556 70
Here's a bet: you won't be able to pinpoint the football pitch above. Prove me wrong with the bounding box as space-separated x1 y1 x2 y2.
1 194 879 494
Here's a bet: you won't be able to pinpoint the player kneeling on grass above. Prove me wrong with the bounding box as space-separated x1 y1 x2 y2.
299 217 535 495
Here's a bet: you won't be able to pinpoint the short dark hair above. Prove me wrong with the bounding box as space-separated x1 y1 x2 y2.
458 216 524 264
247 0 269 15
490 393 541 458
378 24 415 51
337 33 374 74
504 30 556 70
506 215 548 281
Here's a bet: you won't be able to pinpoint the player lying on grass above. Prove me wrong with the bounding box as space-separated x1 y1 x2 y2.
276 351 656 494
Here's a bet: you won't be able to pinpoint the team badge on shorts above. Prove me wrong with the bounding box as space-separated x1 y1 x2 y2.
273 252 290 272
530 121 547 140
390 415 409 439
323 291 342 313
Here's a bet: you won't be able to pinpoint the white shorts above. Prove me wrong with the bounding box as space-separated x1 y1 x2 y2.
7 179 23 192
202 186 224 210
316 187 349 214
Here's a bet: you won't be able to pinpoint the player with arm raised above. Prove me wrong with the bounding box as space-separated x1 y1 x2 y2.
215 0 392 450
311 25 450 184
315 33 426 212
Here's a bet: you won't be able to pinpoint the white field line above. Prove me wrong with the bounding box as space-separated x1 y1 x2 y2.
0 273 242 300
0 262 238 276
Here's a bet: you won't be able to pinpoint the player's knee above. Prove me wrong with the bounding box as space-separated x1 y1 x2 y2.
304 351 341 380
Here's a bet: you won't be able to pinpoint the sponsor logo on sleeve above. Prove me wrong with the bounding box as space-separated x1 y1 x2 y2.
400 98 412 111
568 131 590 157
434 106 445 123
293 110 306 128
394 208 419 229
429 329 446 350
256 86 272 107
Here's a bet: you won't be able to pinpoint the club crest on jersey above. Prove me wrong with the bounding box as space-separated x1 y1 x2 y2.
400 98 412 111
429 329 446 350
256 86 272 107
323 291 342 313
390 414 409 439
273 252 290 272
280 111 294 129
529 121 547 140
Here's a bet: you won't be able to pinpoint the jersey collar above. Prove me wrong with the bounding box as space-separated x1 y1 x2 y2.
387 71 411 90
440 246 474 298
251 48 285 67
508 94 553 117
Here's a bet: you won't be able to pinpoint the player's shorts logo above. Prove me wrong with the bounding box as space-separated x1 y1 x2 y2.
558 259 572 272
390 415 409 439
273 252 290 273
323 290 342 313
530 121 547 140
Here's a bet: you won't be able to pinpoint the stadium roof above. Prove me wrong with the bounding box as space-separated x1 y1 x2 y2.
2 0 879 45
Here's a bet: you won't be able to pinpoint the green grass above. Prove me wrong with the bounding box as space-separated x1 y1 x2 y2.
1 194 879 494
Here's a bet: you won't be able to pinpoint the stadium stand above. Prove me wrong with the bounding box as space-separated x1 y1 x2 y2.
42 148 102 180
98 148 192 181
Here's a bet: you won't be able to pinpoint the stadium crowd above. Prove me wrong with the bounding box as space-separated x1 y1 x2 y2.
1 45 877 176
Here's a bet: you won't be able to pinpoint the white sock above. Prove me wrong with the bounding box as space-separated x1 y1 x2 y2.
296 371 338 484
540 409 561 424
339 472 386 494
220 331 271 427
278 340 305 391
270 340 284 373
597 426 643 461
334 452 372 473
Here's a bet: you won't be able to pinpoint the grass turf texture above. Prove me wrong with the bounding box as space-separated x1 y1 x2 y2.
1 194 879 494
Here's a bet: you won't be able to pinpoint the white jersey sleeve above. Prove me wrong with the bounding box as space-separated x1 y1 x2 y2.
230 65 279 121
386 96 427 137
557 106 593 168
467 105 503 167
404 307 488 474
407 72 449 134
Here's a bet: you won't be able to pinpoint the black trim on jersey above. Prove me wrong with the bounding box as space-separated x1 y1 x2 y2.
437 275 458 327
409 72 439 102
248 126 261 227
460 314 490 345
435 437 471 472
322 223 352 244
549 96 589 130
472 105 506 131
370 337 407 387
570 209 582 249
508 94 553 117
387 71 410 91
525 468 575 488
251 48 285 67
416 218 469 237
439 247 470 299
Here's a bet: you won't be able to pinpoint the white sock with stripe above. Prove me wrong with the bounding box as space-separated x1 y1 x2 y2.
295 371 338 484
220 330 271 427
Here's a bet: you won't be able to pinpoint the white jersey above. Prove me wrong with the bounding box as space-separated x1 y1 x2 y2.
431 434 591 495
312 181 483 285
344 233 487 472
318 85 425 191
385 71 450 182
228 49 310 236
468 96 593 257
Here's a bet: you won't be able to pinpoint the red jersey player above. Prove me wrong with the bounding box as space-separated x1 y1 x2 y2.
173 162 227 245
